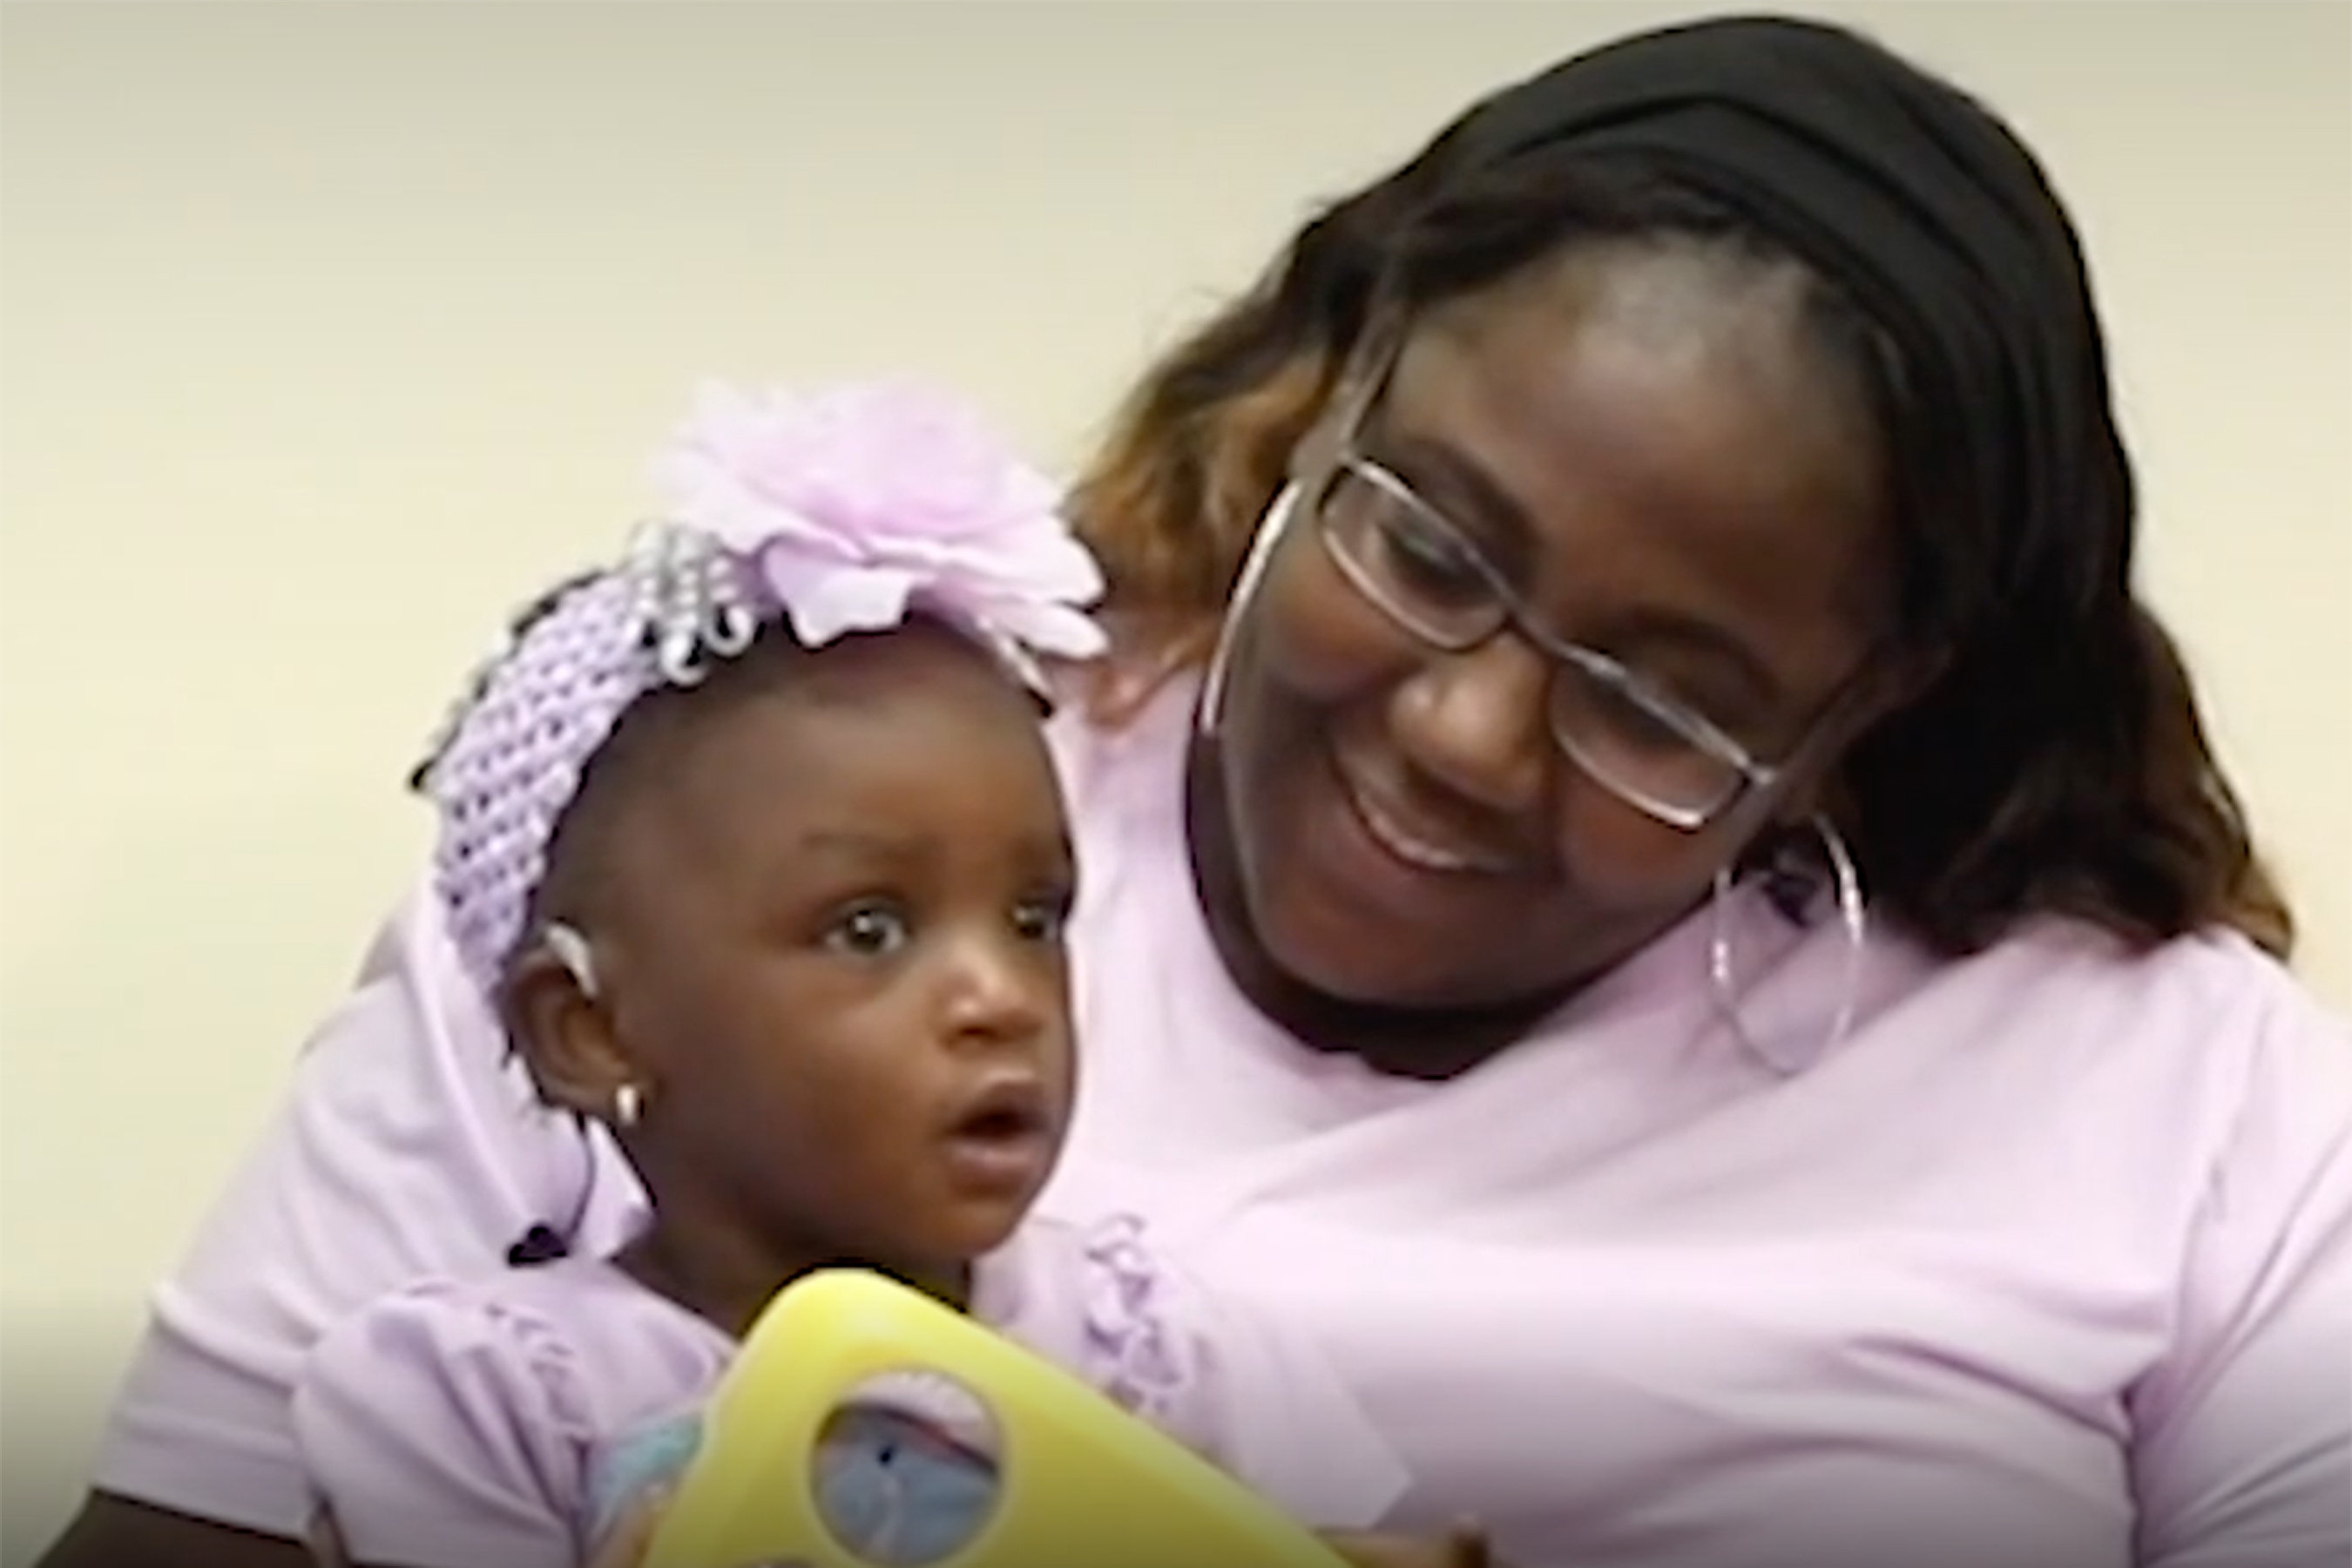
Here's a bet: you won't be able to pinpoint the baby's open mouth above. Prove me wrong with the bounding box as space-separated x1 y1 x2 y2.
936 1075 1056 1193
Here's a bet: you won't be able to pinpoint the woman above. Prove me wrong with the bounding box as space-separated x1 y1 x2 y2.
44 16 2349 1568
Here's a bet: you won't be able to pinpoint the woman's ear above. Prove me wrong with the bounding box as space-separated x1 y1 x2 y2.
500 926 636 1120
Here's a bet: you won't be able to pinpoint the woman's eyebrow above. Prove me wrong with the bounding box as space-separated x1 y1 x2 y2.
1368 427 1538 571
1369 423 1789 713
1606 608 1786 713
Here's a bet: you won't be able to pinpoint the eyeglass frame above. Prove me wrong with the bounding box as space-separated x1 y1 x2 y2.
1301 340 1859 834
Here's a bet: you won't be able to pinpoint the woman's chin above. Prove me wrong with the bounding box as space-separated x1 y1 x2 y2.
1251 887 1481 1011
1247 868 1628 1022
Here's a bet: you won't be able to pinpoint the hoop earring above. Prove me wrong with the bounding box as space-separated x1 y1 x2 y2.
1709 814 1867 1069
612 1082 645 1130
1196 482 1306 738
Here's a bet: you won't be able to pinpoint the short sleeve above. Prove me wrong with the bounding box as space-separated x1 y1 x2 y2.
1066 1217 1409 1531
89 884 646 1538
2129 977 2352 1568
292 1284 592 1568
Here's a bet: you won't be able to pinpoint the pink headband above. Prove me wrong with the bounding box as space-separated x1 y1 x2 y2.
413 379 1107 999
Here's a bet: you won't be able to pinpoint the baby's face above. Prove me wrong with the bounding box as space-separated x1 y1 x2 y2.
592 625 1078 1277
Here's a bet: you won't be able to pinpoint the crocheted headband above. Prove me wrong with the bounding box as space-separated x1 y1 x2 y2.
412 380 1107 999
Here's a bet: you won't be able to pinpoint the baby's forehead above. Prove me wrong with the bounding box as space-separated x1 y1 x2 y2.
610 634 1065 866
781 619 1038 706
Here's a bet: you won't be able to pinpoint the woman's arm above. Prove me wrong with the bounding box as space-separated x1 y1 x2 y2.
37 1495 317 1568
2130 972 2352 1568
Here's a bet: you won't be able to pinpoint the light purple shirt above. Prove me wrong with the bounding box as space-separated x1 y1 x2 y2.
289 1217 1406 1568
96 679 2352 1568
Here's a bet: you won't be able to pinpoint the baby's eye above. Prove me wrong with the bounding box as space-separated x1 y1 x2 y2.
1012 888 1074 945
821 902 912 957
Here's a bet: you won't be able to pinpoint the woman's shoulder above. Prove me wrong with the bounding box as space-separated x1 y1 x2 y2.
1950 917 2345 1064
1897 918 2351 1170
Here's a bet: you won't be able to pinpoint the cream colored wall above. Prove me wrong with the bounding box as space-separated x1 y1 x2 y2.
2 0 2345 1548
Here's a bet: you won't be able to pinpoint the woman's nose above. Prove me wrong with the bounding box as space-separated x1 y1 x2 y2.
1387 632 1552 814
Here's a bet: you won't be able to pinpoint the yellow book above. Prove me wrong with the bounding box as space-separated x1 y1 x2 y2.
643 1267 1353 1568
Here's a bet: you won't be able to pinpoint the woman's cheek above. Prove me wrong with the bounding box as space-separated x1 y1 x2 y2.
1548 765 1764 913
1248 537 1414 706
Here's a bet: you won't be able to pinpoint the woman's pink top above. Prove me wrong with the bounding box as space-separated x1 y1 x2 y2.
94 679 2352 1567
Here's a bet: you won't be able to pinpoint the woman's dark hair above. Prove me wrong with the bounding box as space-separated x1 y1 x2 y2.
1068 126 2292 961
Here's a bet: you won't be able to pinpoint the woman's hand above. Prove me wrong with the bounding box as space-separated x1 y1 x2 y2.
1320 1523 1492 1568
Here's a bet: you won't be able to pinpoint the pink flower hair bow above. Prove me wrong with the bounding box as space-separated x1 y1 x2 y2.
414 378 1107 998
646 379 1106 679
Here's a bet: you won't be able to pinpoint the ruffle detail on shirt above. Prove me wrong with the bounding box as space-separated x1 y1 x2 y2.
409 1280 598 1441
1074 1214 1193 1423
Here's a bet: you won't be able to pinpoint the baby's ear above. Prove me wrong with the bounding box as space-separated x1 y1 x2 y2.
501 927 633 1119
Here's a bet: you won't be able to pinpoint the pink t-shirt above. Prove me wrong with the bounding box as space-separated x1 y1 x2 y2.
289 1215 1407 1568
96 678 2352 1568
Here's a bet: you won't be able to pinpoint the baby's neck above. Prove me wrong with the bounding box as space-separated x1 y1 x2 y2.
615 1219 970 1341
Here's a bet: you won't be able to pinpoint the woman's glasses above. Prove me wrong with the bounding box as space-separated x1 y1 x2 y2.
1308 394 1787 833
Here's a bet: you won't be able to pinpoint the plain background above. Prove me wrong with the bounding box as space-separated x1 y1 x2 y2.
3 0 2347 1551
